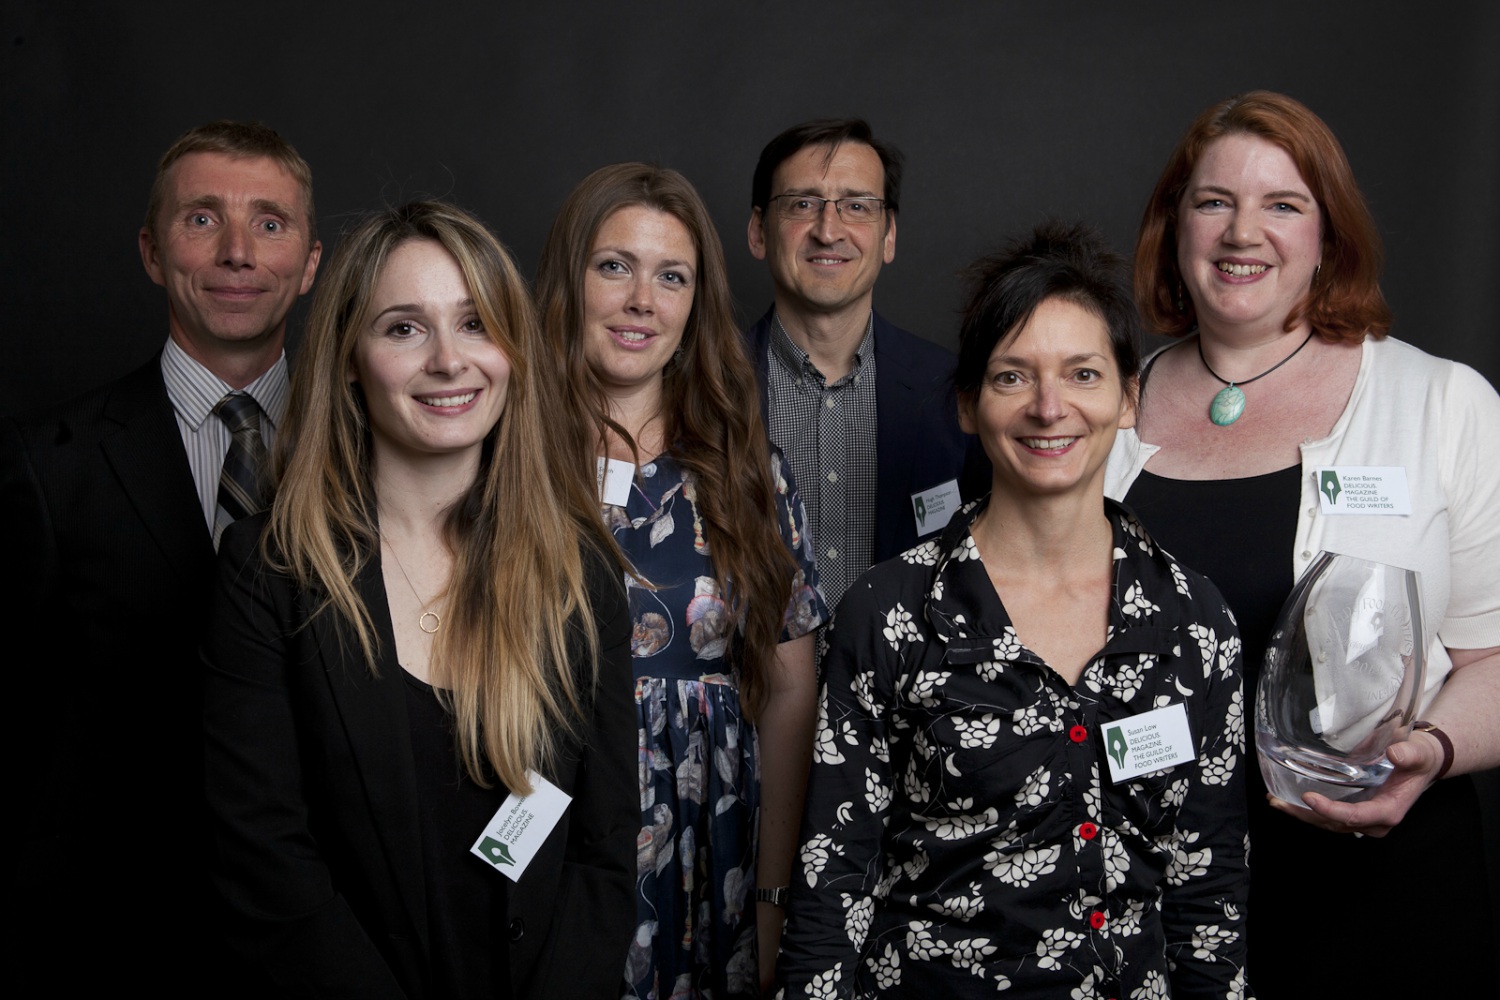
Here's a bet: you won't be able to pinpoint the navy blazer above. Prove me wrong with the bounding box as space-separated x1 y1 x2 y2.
2 355 231 984
745 307 984 566
203 518 637 998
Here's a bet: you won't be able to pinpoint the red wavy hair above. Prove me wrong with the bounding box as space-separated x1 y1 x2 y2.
1135 91 1391 343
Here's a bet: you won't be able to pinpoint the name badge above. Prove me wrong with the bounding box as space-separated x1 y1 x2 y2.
911 479 961 536
597 457 635 507
1102 703 1196 783
470 772 572 882
1313 467 1410 516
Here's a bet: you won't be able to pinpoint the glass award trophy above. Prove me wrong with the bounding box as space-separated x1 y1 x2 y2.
1256 552 1426 806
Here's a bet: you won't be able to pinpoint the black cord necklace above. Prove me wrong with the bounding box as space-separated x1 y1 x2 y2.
1198 331 1316 426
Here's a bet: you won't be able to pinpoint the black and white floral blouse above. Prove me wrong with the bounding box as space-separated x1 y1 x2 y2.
776 498 1251 1000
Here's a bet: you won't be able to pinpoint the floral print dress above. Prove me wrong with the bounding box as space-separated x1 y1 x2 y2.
776 498 1251 1000
611 449 826 1000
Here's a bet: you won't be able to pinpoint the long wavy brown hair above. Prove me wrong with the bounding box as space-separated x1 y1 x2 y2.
268 200 616 792
536 163 796 719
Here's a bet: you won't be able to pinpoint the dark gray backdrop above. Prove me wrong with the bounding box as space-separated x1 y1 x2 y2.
3 0 1498 938
3 1 1497 409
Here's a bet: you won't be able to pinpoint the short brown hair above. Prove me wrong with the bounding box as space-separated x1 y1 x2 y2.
145 120 316 243
1134 91 1390 343
751 118 904 217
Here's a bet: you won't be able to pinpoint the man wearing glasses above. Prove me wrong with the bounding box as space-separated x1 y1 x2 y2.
747 118 974 608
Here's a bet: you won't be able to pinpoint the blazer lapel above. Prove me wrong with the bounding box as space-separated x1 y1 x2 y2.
745 307 774 426
313 555 431 956
873 313 920 559
99 360 213 579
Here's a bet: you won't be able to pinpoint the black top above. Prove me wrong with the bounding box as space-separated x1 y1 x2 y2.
1124 466 1300 694
404 670 512 999
204 515 638 999
1122 467 1494 997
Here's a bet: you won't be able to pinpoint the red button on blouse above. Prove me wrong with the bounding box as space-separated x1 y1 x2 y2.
1079 822 1098 840
1069 725 1088 743
1089 911 1107 930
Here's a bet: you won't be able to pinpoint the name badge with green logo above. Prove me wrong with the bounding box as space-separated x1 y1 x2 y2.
1103 703 1195 784
471 771 572 882
911 478 960 536
1314 467 1411 516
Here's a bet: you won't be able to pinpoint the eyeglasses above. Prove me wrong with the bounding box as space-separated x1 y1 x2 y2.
769 194 886 224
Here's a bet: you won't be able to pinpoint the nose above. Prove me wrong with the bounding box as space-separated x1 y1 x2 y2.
1226 206 1261 247
625 276 655 314
425 329 468 375
1029 379 1065 424
218 221 256 268
812 199 845 243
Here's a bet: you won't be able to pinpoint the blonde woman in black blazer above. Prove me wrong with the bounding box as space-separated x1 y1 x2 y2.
204 202 634 998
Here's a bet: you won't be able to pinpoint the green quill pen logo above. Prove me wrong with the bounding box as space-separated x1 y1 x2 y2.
1106 726 1128 770
1320 471 1342 506
479 836 516 868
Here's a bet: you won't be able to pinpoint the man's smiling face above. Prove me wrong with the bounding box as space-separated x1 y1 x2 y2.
749 141 896 324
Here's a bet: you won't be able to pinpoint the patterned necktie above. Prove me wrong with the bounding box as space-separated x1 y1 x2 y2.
213 392 269 523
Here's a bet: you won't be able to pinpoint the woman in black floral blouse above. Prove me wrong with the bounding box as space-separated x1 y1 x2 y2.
776 223 1251 1000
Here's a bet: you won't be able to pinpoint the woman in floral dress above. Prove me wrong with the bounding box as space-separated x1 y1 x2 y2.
777 224 1251 1000
537 163 827 999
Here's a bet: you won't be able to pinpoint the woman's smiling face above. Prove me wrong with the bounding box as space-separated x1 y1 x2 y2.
351 239 510 467
962 296 1135 502
1177 133 1323 341
582 205 698 408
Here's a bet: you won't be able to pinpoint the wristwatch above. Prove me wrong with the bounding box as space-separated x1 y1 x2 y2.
755 886 790 907
1411 720 1455 780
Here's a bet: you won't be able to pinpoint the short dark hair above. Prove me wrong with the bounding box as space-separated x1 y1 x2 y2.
750 118 904 216
145 120 315 243
955 221 1140 399
1135 91 1390 344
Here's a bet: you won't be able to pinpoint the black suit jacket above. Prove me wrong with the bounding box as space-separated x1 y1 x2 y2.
203 518 637 999
3 355 226 982
745 308 987 566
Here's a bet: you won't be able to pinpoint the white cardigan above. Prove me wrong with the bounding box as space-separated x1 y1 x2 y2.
1105 335 1500 709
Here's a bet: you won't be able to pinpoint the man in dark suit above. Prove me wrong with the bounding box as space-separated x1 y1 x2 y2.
3 121 321 983
746 118 977 607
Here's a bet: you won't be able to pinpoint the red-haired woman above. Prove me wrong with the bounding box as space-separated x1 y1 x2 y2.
1108 91 1500 996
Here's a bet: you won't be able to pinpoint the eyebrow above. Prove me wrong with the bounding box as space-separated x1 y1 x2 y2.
1191 184 1313 202
990 351 1107 368
181 195 225 213
251 198 298 219
178 195 302 221
778 187 881 199
592 246 695 271
371 298 477 322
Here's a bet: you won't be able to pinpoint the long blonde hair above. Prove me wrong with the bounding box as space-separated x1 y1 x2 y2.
536 164 796 719
269 200 615 791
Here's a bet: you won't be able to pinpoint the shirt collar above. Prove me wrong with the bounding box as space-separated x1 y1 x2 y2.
160 337 290 432
768 311 875 387
922 496 1179 663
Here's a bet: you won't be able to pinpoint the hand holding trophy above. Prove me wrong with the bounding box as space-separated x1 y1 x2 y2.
1256 553 1427 814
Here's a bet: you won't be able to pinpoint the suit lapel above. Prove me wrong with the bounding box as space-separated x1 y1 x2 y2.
99 359 213 579
313 554 431 955
746 308 774 426
873 312 919 559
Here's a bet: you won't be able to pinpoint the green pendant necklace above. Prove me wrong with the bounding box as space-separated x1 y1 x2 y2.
1199 332 1315 426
